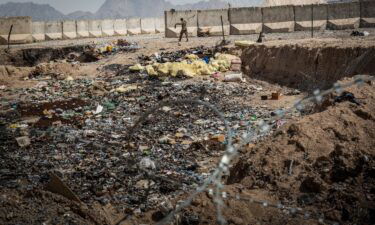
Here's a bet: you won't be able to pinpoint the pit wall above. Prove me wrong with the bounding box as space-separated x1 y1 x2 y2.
262 5 295 33
241 43 375 91
165 0 375 37
197 9 230 36
165 10 198 38
1 1 375 45
0 16 32 45
360 1 375 28
294 4 327 31
45 21 63 40
327 2 360 30
229 7 262 35
0 16 162 44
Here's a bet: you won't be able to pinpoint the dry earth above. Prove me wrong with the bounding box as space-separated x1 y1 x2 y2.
0 29 374 225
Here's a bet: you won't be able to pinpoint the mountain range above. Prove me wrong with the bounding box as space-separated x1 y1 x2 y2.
0 0 262 21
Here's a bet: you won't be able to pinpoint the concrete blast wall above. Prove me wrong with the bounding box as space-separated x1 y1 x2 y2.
88 20 102 37
197 9 229 36
327 2 360 30
62 20 77 39
154 17 165 33
262 5 295 33
114 19 127 35
45 21 62 40
126 18 141 35
360 1 375 28
32 21 45 41
0 16 32 45
165 10 198 38
141 17 156 34
294 4 327 31
76 20 89 38
101 19 114 37
229 7 262 35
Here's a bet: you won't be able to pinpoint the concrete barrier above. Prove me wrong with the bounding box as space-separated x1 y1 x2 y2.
198 9 229 36
101 19 115 37
141 17 156 34
165 10 198 38
88 20 102 37
45 21 62 40
32 21 45 41
294 4 327 31
360 1 375 28
154 17 165 33
62 20 77 39
114 19 127 36
327 2 360 30
262 5 295 33
0 16 32 45
76 20 89 38
126 18 141 35
229 7 262 35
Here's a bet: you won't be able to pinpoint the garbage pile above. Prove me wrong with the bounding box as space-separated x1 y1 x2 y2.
0 65 298 215
0 45 302 217
62 39 141 64
132 46 244 80
94 39 141 54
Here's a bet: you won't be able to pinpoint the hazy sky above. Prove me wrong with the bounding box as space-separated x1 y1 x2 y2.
0 0 205 14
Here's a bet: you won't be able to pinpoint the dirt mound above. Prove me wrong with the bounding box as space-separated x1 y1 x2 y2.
225 79 375 224
242 39 375 91
122 78 374 225
0 188 104 225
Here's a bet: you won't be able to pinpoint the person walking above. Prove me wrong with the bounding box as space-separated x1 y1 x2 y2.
175 18 189 42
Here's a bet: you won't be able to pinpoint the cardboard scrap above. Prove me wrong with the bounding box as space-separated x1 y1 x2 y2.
45 173 82 204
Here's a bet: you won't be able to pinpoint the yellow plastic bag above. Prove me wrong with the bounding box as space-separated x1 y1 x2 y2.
113 84 140 93
146 65 158 76
156 62 171 76
129 64 144 72
185 54 199 61
234 40 255 47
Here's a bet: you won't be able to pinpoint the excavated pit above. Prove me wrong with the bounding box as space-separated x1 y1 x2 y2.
0 45 97 67
241 39 375 91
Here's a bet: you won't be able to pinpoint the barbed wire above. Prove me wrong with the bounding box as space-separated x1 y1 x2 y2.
127 75 374 225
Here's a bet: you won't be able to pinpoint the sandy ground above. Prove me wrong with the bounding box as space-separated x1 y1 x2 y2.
0 29 374 225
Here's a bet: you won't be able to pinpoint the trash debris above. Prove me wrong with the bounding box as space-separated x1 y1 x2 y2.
65 76 74 81
0 43 301 221
129 64 144 72
16 136 31 147
117 39 130 46
45 173 82 203
257 32 265 43
351 31 370 37
224 73 245 82
234 40 255 47
211 134 226 143
162 106 172 112
140 50 239 78
334 91 360 105
94 105 103 114
230 58 242 72
112 84 140 93
93 202 126 225
139 157 156 170
272 92 282 100
135 179 154 189
0 85 6 90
